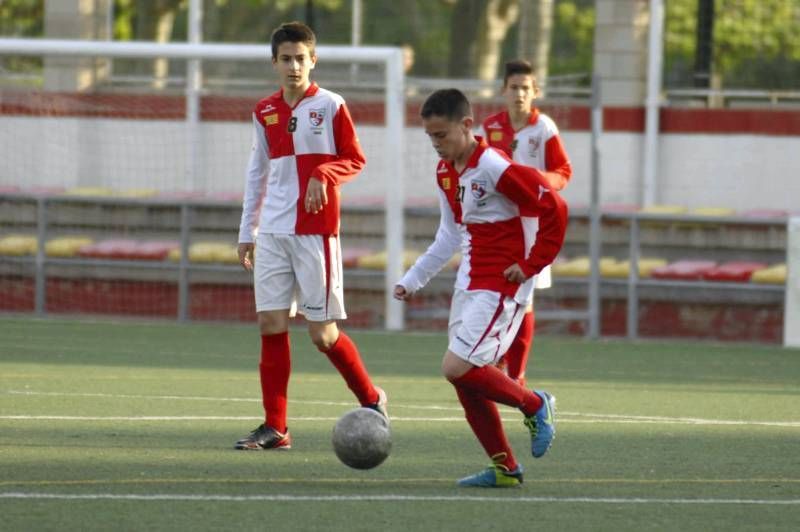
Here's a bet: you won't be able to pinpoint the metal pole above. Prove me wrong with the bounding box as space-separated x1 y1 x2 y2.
177 203 191 321
350 0 362 83
642 0 664 207
384 48 405 330
34 197 47 316
587 74 603 339
784 217 800 347
186 0 203 192
626 215 640 339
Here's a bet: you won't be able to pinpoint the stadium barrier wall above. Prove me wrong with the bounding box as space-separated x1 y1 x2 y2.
2 110 800 212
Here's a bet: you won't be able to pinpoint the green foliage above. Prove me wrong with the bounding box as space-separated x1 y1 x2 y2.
551 0 595 78
0 0 43 37
665 0 800 89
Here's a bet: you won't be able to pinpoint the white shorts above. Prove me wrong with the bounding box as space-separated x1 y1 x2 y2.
447 289 525 367
253 233 346 322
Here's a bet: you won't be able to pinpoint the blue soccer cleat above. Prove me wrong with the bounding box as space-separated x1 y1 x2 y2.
457 454 523 488
523 390 556 458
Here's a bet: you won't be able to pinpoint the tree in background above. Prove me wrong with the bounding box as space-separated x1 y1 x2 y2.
3 0 798 93
665 0 800 90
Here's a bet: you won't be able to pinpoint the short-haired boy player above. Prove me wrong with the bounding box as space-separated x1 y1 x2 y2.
478 59 573 388
395 89 568 487
236 21 386 451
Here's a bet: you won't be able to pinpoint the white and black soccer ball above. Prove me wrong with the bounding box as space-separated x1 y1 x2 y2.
332 407 392 470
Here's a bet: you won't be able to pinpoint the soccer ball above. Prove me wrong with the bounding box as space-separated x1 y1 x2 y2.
332 407 392 470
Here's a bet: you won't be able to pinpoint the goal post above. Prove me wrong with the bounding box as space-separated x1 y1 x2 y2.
0 37 406 329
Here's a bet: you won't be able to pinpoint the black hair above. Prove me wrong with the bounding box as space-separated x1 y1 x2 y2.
503 59 535 86
420 89 472 122
270 21 316 59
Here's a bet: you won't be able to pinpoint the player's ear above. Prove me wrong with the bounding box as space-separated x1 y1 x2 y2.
462 116 474 131
310 53 317 70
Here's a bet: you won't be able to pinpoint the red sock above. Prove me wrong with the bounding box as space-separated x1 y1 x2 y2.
260 332 291 433
320 331 378 406
455 385 517 471
505 311 534 386
453 364 542 416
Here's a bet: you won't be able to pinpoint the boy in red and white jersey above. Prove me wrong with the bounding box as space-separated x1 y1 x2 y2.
395 89 568 487
235 21 386 451
478 59 573 387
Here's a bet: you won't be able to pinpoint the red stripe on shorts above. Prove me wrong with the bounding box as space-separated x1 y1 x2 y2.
323 235 332 317
469 294 506 359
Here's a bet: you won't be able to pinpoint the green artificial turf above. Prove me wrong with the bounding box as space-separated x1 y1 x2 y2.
1 317 799 531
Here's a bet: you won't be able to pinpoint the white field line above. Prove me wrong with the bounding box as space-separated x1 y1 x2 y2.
4 389 800 428
0 492 798 505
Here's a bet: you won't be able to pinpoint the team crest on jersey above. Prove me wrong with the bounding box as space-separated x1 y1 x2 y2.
490 131 503 142
441 177 451 190
309 109 326 127
264 113 279 126
470 179 487 200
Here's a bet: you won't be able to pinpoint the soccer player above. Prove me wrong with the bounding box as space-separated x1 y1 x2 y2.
479 59 573 387
235 21 386 451
394 89 567 487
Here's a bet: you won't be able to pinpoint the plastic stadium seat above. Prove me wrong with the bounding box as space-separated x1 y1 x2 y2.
0 235 37 255
177 242 239 264
63 187 115 197
130 241 179 260
447 253 462 270
552 256 616 277
689 207 735 217
639 205 687 215
602 204 639 214
341 247 373 269
78 239 140 259
739 209 788 219
207 192 243 202
356 250 421 270
650 260 717 280
751 264 787 285
601 258 668 278
45 236 94 257
116 188 159 198
702 261 769 282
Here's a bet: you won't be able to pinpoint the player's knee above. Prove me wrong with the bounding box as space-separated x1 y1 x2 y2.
309 322 338 351
257 311 288 335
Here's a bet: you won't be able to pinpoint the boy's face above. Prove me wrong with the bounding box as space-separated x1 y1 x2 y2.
503 73 537 114
272 41 316 91
423 114 473 161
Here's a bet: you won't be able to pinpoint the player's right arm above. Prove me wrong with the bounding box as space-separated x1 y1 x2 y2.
540 118 572 191
395 188 461 299
237 112 270 271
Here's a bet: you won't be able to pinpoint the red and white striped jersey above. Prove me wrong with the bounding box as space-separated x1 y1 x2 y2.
479 109 572 292
398 138 568 304
479 108 571 180
238 83 366 242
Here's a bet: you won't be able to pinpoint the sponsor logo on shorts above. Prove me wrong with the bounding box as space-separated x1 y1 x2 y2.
303 304 323 311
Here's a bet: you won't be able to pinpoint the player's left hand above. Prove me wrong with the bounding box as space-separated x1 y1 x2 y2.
503 263 528 284
305 177 328 214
